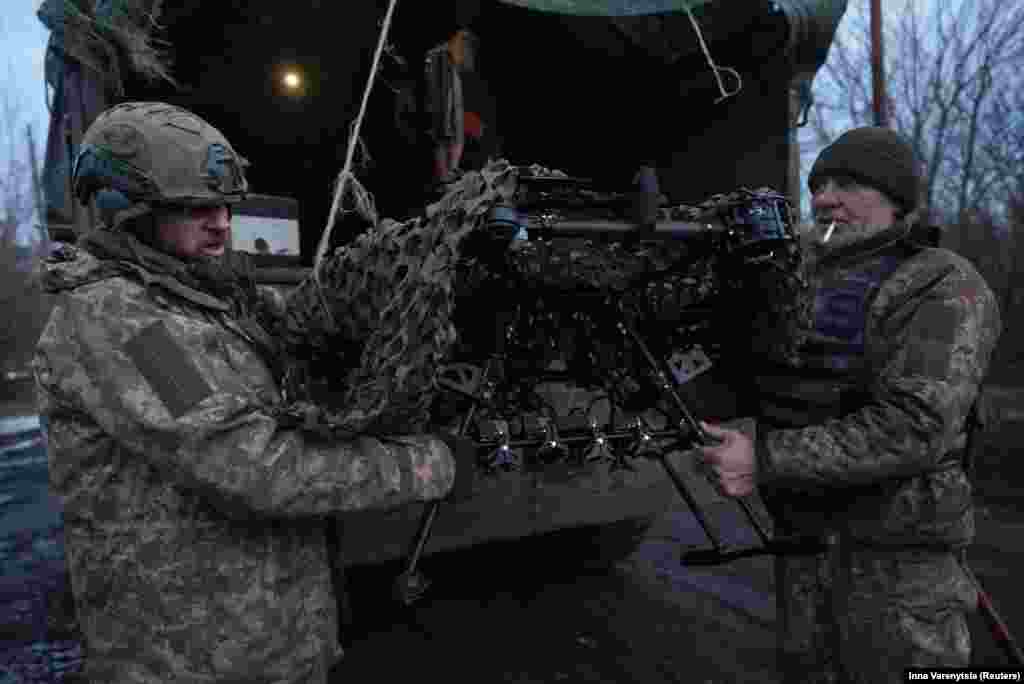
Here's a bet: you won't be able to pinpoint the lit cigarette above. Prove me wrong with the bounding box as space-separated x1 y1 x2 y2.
822 220 836 243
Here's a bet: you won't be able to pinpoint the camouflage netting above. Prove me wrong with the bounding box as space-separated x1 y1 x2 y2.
275 161 520 437
38 0 176 95
272 159 809 441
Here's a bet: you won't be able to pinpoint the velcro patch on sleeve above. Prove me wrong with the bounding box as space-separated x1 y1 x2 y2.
124 320 214 419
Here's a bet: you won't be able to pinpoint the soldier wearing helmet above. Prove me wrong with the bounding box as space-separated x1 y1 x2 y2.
33 102 461 683
697 127 1001 681
72 101 250 258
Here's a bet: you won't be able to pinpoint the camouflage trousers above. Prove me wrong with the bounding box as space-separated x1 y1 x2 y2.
775 540 977 684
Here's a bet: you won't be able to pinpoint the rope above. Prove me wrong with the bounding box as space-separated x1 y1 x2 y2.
682 3 742 104
312 0 399 282
310 0 399 329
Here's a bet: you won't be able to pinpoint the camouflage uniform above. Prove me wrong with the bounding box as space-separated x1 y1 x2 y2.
35 103 553 682
33 135 540 681
33 226 458 682
752 224 1002 682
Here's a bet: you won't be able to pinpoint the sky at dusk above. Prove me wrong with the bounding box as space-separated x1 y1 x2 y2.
1 0 51 243
1 0 49 136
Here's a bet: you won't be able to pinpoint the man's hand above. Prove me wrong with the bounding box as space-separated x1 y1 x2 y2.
696 421 757 498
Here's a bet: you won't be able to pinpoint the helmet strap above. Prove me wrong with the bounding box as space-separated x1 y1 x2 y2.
111 202 162 250
112 202 154 230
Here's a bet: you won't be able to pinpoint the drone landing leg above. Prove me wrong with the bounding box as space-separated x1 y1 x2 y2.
615 312 824 565
394 358 495 606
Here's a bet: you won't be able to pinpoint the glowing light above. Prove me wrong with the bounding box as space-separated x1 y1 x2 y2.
283 71 302 89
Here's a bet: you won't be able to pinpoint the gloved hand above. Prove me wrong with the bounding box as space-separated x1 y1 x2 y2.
438 432 477 502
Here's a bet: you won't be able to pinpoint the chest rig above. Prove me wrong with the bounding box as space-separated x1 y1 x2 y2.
754 242 916 431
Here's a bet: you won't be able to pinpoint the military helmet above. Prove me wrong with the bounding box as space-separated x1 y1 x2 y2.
73 102 249 209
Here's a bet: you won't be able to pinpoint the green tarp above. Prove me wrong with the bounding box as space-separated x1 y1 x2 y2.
498 1 849 78
497 0 713 15
497 0 846 29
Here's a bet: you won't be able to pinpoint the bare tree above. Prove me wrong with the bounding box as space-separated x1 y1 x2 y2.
991 177 1024 371
1 88 35 241
983 54 1024 350
0 82 51 375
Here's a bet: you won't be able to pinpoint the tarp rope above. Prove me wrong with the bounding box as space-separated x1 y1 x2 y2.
681 2 742 103
311 0 400 327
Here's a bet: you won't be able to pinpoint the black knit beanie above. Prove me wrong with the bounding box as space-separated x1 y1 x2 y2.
808 126 921 214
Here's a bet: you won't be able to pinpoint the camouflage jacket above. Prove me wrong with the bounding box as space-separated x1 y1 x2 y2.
755 224 1002 549
33 234 455 683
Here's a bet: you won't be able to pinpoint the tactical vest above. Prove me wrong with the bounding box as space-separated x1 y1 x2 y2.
754 244 913 431
753 243 918 536
754 235 980 550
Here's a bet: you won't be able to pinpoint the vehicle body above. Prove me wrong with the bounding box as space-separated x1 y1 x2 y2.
38 0 846 569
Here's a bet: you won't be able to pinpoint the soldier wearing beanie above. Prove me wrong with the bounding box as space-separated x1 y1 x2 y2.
696 126 1002 682
811 126 920 215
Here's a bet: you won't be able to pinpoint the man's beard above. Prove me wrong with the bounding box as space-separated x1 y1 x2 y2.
806 220 899 258
811 220 892 249
185 254 245 302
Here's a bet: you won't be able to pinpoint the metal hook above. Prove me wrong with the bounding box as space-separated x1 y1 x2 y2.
682 4 743 104
711 66 743 104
